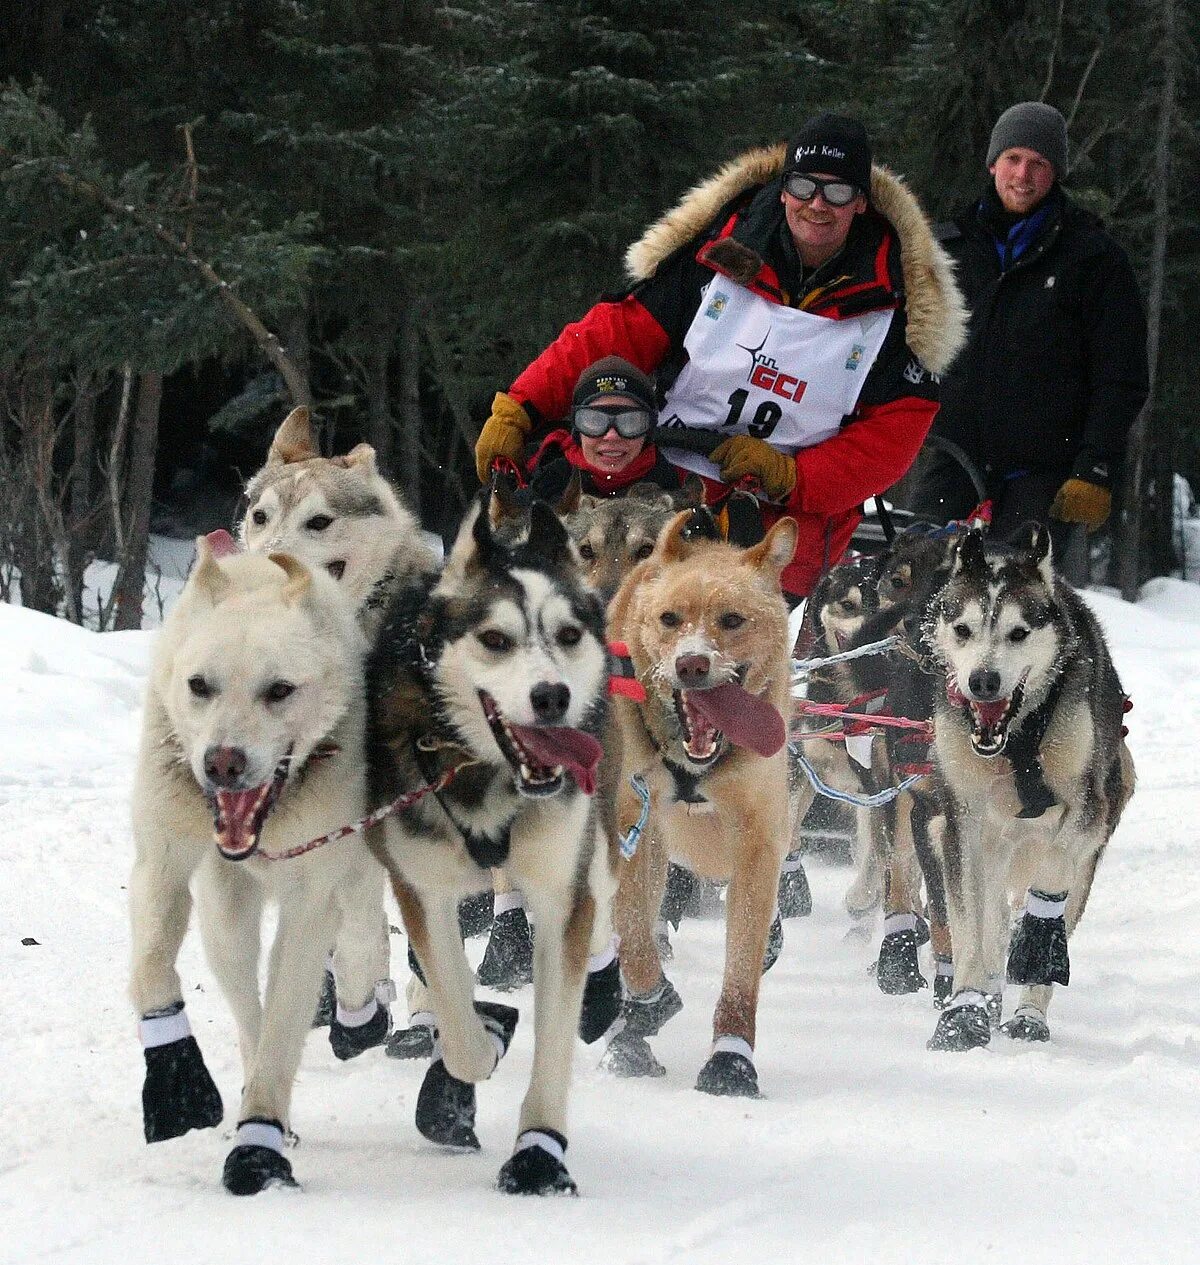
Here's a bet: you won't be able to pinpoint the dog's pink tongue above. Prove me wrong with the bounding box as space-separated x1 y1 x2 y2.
205 529 240 558
215 787 264 856
687 683 785 757
508 725 603 795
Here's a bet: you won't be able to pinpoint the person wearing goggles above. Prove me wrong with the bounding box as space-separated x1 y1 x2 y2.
479 112 965 603
524 356 685 502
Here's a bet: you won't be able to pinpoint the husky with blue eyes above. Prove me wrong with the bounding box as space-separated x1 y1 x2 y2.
365 491 612 1196
924 525 1135 1051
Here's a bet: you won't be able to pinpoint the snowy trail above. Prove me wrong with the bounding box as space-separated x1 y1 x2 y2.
0 590 1197 1264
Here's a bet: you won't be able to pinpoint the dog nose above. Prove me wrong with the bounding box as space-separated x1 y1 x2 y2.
675 654 711 687
530 682 570 725
968 668 1002 700
204 745 248 788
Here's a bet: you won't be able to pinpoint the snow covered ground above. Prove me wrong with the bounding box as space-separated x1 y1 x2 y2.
1 584 1197 1265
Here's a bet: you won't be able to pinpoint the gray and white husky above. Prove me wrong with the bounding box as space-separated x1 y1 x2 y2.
366 493 611 1195
239 406 437 634
129 538 388 1193
923 526 1135 1050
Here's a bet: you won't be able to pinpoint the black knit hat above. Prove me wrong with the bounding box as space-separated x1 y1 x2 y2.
784 114 872 193
572 357 656 413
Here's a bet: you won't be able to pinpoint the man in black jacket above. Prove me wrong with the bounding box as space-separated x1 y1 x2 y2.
913 102 1148 564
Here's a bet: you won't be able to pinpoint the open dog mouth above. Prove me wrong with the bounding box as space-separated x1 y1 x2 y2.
477 691 601 798
949 679 1026 757
208 752 292 860
673 675 786 763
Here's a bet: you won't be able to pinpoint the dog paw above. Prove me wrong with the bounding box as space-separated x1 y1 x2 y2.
876 930 929 995
142 1035 223 1143
385 1022 435 1061
761 912 784 975
695 1049 760 1098
621 978 683 1038
328 1001 391 1061
311 968 336 1029
579 957 622 1044
927 997 991 1052
222 1120 297 1196
601 1030 665 1078
1001 1009 1051 1043
476 908 534 991
415 1059 479 1150
496 1131 577 1196
777 859 812 919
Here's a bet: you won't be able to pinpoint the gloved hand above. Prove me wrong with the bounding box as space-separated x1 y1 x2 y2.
1050 478 1111 531
474 392 531 484
710 435 797 501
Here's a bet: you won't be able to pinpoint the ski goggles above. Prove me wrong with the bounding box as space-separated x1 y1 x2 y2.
782 173 860 207
573 404 654 439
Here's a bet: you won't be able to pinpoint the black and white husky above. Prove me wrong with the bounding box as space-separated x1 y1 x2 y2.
366 493 612 1194
924 526 1135 1050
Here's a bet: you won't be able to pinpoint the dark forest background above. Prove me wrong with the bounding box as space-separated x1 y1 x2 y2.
1 0 1196 626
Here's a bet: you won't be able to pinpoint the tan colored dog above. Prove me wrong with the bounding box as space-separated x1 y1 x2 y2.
606 510 797 1097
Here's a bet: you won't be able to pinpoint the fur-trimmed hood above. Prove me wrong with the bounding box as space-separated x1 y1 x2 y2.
625 143 968 376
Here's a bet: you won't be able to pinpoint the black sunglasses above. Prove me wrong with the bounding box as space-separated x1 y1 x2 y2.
573 404 653 439
783 173 860 208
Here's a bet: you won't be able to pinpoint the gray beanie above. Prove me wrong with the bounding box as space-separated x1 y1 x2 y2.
986 102 1068 176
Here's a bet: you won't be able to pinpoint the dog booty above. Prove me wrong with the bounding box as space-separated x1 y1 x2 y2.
579 939 622 1044
222 1119 297 1196
927 991 991 1052
415 1059 480 1150
761 912 784 975
458 890 495 939
476 907 534 991
777 853 813 919
329 996 391 1061
1007 890 1070 986
138 1005 223 1144
876 913 929 995
621 978 683 1038
311 967 336 1028
695 1037 760 1098
497 1129 577 1197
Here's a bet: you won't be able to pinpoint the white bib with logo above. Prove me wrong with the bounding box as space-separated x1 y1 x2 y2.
658 279 893 483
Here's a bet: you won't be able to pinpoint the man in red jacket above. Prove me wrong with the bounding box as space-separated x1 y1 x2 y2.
476 114 967 601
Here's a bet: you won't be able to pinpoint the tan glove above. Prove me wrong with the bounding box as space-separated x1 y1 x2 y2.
710 435 797 501
474 392 531 484
1050 478 1111 531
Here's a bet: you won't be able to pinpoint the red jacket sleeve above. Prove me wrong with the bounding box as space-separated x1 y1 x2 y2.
788 396 938 518
509 296 672 425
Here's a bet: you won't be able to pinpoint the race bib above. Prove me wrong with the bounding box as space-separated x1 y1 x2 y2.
659 280 893 483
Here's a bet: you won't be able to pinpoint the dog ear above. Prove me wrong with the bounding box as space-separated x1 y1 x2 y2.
744 515 798 582
554 468 582 516
1022 522 1054 582
269 553 313 604
528 498 571 561
951 527 987 576
436 495 490 590
341 443 378 473
674 474 706 509
191 535 231 603
268 406 317 465
488 469 524 528
655 508 715 562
